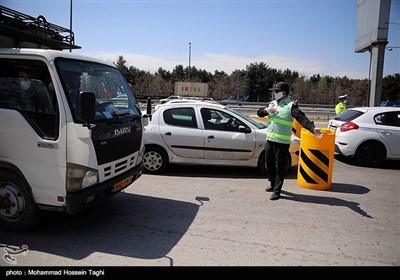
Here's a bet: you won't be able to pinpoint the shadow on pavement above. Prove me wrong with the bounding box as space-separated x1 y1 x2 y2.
154 165 266 179
281 189 372 218
0 192 205 262
334 154 400 170
149 164 299 179
327 183 370 194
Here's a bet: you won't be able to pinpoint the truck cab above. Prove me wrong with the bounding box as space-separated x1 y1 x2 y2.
0 5 148 231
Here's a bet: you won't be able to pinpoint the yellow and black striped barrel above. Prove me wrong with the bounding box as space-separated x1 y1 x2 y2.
292 119 302 138
297 128 335 190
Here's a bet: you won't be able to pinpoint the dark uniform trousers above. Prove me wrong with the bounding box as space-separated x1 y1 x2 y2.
265 140 290 195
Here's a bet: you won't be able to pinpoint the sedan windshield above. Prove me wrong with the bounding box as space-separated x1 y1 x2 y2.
226 107 266 129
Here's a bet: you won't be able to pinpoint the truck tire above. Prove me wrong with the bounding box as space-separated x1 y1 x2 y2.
0 170 41 232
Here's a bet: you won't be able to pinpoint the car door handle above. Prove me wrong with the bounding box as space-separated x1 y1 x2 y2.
380 131 392 136
165 132 172 136
207 135 214 139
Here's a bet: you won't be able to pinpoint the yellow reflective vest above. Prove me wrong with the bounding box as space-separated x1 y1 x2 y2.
266 97 294 144
335 102 347 115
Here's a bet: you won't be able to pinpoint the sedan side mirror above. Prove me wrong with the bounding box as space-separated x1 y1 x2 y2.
238 126 251 133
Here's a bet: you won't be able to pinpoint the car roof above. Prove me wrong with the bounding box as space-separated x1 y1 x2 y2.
331 106 400 123
155 100 225 111
349 106 400 113
162 95 182 99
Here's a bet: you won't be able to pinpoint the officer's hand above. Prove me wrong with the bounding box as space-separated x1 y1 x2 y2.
265 107 277 114
313 128 323 139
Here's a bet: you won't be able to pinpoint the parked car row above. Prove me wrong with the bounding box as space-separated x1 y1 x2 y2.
143 100 299 174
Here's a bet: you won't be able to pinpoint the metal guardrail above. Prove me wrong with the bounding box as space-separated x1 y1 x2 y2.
138 98 335 109
138 98 337 121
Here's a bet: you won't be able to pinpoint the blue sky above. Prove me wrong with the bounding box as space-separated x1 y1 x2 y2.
3 0 399 79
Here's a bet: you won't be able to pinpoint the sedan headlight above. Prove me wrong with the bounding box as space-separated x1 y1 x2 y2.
66 163 98 191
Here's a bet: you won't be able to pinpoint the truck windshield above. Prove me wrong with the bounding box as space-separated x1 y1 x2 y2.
56 58 140 122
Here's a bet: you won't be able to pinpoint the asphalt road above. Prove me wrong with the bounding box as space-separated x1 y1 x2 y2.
1 155 399 269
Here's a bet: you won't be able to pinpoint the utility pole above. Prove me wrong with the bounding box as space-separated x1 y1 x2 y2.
69 0 72 52
188 42 191 82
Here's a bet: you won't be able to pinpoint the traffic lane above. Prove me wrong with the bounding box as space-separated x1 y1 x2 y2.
0 159 398 266
138 160 399 266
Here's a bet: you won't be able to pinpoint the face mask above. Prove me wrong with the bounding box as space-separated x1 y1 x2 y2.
274 91 284 100
343 99 348 104
20 80 31 90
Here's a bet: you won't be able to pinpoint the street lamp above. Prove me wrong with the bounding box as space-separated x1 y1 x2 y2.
69 0 73 52
188 42 191 82
189 42 191 68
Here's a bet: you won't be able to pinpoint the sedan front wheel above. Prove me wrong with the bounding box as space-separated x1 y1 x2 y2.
143 146 168 174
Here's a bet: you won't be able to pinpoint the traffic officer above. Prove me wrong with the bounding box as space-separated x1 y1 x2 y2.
335 94 348 115
257 81 323 200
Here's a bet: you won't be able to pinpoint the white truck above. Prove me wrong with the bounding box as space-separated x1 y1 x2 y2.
0 6 150 231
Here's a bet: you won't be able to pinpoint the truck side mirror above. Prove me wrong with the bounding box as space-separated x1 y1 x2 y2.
142 97 152 121
146 97 152 120
80 91 96 128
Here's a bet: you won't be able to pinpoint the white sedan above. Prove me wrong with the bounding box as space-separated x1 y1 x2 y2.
143 101 299 174
328 106 400 167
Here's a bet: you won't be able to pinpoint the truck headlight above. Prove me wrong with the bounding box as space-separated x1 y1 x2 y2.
66 163 98 191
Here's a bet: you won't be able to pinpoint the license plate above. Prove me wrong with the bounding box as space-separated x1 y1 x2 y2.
112 175 134 192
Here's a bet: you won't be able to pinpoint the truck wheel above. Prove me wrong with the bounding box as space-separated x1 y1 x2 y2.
143 146 168 174
0 170 41 232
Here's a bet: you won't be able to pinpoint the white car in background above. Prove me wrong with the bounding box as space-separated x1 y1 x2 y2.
328 107 400 167
159 95 184 104
143 101 299 174
112 94 128 101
